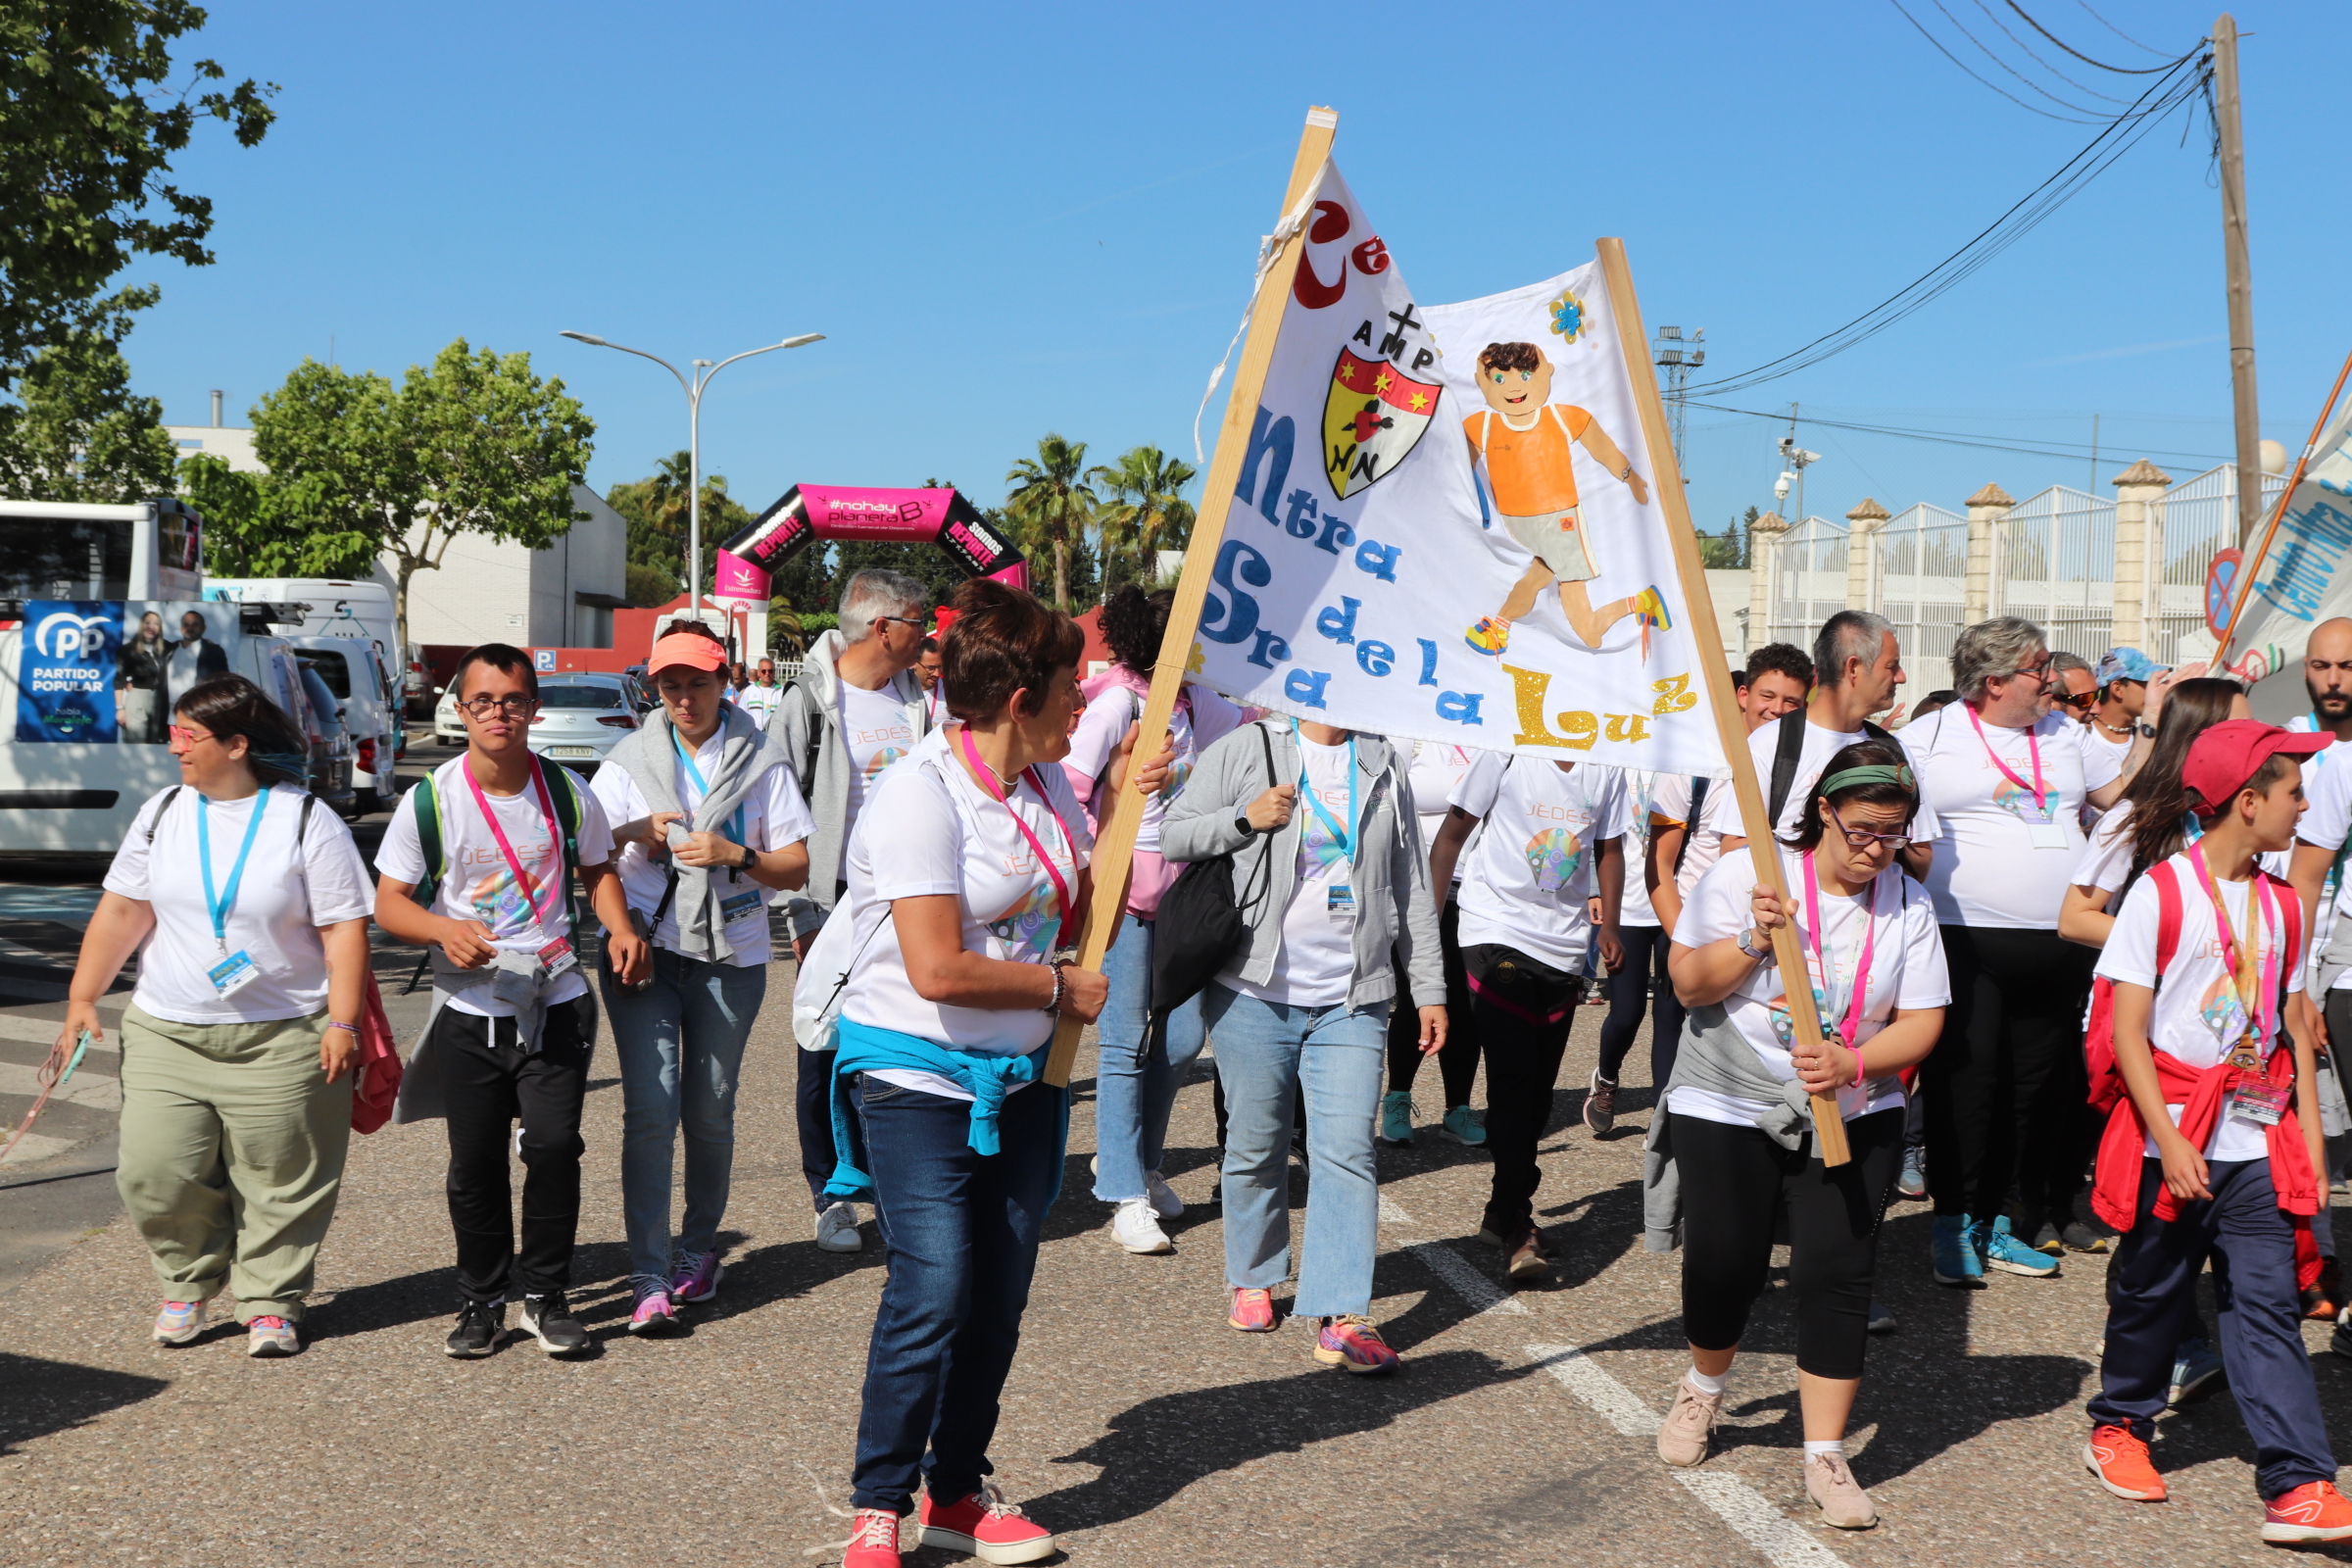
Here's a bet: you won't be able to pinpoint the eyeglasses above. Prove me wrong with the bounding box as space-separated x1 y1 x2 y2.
455 694 537 718
2012 658 2054 684
168 724 213 748
872 614 928 633
1827 803 1908 851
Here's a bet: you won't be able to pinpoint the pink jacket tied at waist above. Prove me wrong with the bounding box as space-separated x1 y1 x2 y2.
1062 666 1243 918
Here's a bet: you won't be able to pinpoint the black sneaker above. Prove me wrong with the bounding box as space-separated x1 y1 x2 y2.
519 1291 590 1355
444 1298 504 1358
2063 1219 2116 1254
2031 1221 2064 1255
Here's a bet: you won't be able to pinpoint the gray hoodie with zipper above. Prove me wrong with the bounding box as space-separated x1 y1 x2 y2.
1159 718 1445 1013
765 628 930 942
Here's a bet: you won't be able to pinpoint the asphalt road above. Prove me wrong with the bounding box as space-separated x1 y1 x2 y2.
9 749 2352 1563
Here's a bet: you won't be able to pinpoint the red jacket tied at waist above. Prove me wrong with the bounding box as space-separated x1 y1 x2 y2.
2090 1045 2317 1234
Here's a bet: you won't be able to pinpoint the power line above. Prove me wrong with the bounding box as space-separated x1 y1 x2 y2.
1931 0 2115 116
2072 0 2171 60
1969 0 2130 103
1687 43 2208 398
2006 0 2181 72
1886 0 2105 122
1690 399 2232 466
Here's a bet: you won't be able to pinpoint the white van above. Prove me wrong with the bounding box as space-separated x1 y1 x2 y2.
0 598 311 855
288 634 397 810
204 577 400 716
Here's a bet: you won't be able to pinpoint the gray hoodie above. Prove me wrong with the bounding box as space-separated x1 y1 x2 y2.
1159 718 1444 1013
765 628 930 941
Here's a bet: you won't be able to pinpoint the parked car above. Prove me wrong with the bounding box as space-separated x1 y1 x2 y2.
527 673 638 769
433 683 466 747
264 644 356 812
291 636 398 813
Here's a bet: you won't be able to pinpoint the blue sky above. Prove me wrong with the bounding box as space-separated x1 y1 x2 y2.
129 2 2349 540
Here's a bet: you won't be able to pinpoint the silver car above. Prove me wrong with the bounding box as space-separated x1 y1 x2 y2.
526 673 639 768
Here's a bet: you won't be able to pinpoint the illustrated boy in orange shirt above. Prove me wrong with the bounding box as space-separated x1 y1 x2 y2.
1462 341 1670 657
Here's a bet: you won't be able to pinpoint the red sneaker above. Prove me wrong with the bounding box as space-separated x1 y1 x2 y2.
915 1484 1054 1565
2084 1424 2166 1501
1314 1314 1400 1374
1228 1287 1277 1333
2265 1480 2352 1544
841 1507 900 1568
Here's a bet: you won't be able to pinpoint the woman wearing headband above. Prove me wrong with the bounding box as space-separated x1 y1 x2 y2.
1644 740 1948 1529
62 674 374 1358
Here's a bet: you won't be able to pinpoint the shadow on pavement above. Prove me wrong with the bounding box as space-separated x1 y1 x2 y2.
1032 1348 1533 1531
0 1353 169 1453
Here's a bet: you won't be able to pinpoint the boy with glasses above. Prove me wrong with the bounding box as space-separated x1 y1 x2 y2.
377 643 648 1357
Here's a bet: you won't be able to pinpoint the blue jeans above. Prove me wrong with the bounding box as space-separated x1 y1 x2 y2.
1203 984 1388 1318
1091 912 1206 1203
601 951 765 1284
851 1073 1058 1514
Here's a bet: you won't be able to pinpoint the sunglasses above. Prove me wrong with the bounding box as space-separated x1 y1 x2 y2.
2051 689 2097 710
1827 803 1908 851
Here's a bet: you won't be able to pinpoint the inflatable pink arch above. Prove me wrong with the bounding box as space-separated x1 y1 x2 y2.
714 485 1030 602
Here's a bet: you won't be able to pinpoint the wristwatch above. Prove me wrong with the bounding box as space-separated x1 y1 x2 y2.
1234 813 1257 838
2133 722 2156 738
1737 926 1775 962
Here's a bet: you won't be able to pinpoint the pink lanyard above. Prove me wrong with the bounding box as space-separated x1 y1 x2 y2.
1965 704 2047 811
1800 851 1878 1046
2188 841 2280 1046
956 725 1077 945
463 755 564 929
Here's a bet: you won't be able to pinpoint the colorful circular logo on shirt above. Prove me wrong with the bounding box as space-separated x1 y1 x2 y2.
987 882 1060 960
864 746 906 780
1523 827 1585 892
1992 778 2054 825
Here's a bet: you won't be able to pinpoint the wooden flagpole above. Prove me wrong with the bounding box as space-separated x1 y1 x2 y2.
2216 342 2352 661
1044 107 1339 1088
1596 238 1849 1166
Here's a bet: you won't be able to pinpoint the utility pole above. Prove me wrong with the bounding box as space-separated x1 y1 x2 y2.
1651 324 1704 470
2214 14 2262 544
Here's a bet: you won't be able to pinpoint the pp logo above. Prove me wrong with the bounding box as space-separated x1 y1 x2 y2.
32 612 112 662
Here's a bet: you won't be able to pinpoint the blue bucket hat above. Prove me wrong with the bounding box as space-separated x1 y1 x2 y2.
2094 647 2167 687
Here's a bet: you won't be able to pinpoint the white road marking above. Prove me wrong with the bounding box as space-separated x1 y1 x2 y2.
0 1009 124 1048
0 1059 120 1106
0 1128 85 1165
1380 1192 1851 1568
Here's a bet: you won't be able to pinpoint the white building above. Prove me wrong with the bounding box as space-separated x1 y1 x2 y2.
169 416 626 651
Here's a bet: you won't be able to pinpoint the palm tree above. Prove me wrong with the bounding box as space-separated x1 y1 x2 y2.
1090 445 1198 602
1004 433 1099 612
644 450 693 541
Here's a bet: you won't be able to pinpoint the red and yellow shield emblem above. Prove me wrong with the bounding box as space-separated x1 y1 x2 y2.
1323 349 1441 501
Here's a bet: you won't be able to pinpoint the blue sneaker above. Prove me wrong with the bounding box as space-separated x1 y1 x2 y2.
1378 1091 1415 1147
1441 1105 1488 1147
1980 1215 2060 1278
1932 1213 1984 1289
2168 1336 2226 1407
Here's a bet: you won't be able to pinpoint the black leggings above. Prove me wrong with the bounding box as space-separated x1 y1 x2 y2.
1596 924 1682 1087
1387 898 1477 1105
1675 1106 1905 1380
1922 925 2096 1226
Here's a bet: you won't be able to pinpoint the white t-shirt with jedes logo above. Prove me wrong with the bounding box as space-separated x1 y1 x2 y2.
840 727 1094 1097
375 758 616 1018
1218 733 1370 1009
1899 705 2123 929
1448 752 1629 974
839 680 917 840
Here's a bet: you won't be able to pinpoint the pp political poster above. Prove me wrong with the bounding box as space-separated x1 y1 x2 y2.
1187 162 1726 775
17 601 122 744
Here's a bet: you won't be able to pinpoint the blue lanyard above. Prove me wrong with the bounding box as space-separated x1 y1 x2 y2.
197 790 270 953
671 727 746 845
1292 721 1358 859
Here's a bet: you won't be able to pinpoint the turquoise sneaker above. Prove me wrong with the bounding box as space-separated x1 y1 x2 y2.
1932 1213 1984 1289
1980 1215 2059 1278
1441 1105 1488 1147
1378 1091 1415 1147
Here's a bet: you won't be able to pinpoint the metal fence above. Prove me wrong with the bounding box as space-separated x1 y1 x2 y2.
2148 464 2287 666
1992 485 2116 665
1764 515 1848 656
1879 503 1970 697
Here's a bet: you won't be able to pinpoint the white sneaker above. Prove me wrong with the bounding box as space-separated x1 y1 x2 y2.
1110 1197 1173 1254
815 1200 864 1253
1144 1169 1184 1219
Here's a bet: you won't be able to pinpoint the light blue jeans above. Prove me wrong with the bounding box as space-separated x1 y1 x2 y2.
1203 983 1389 1318
602 949 766 1284
1091 912 1207 1203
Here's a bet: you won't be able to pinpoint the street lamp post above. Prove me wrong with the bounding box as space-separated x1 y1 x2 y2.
560 330 823 619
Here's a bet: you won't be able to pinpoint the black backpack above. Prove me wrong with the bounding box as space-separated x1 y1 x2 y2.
1765 711 1893 829
1151 722 1280 1014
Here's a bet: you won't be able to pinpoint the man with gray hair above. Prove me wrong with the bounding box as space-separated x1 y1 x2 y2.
1721 609 1936 880
766 565 933 1253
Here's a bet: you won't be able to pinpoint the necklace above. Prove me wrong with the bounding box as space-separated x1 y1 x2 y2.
954 724 1018 791
2094 716 2132 737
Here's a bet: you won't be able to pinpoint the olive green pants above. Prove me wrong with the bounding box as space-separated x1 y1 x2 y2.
115 1004 352 1322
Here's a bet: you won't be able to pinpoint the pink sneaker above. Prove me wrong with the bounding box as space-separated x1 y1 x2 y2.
153 1298 205 1346
628 1287 679 1337
246 1315 298 1357
1314 1314 1400 1373
842 1507 901 1568
916 1483 1054 1565
670 1251 724 1304
1228 1287 1277 1332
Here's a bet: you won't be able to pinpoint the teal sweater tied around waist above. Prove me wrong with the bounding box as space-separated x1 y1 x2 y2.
823 1016 1069 1203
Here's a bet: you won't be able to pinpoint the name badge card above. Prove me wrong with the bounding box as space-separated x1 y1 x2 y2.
207 949 262 998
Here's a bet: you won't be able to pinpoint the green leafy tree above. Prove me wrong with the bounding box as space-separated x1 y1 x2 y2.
1696 506 1756 570
0 285 175 501
624 561 678 608
1089 444 1196 603
0 2 274 391
195 340 593 654
1004 433 1098 612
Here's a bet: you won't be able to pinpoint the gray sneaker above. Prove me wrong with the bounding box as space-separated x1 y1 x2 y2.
1584 1070 1619 1135
1657 1377 1724 1467
816 1200 864 1253
1804 1451 1878 1529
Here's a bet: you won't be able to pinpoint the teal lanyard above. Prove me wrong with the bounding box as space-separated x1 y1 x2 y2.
671 727 746 846
197 790 270 954
1292 720 1358 860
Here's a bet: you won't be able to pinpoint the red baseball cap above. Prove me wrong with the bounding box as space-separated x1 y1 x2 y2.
648 631 728 676
2180 718 2331 811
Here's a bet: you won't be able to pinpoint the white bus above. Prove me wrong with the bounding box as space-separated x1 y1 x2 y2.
0 497 204 603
